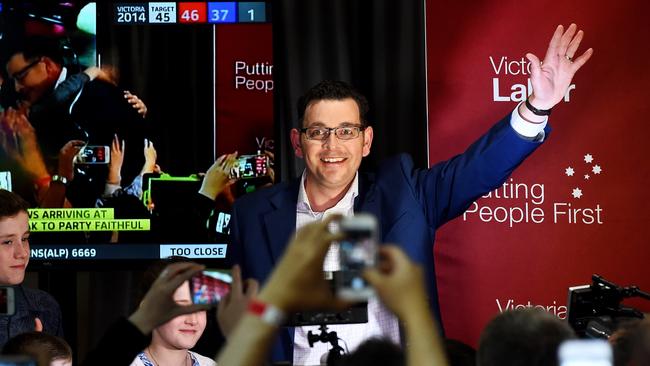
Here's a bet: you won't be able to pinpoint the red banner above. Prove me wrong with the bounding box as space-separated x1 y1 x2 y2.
426 0 650 346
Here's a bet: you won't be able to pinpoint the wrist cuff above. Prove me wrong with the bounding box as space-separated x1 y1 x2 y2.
248 299 286 327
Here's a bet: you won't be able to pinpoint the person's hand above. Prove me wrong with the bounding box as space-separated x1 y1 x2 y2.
124 91 148 118
0 109 49 180
128 262 210 335
363 245 429 320
140 138 157 175
83 65 119 85
526 23 593 110
217 265 259 337
108 134 124 185
58 140 85 181
257 215 349 312
265 150 275 184
198 153 238 200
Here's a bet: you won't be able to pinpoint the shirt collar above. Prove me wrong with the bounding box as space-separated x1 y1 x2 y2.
54 67 68 89
297 171 359 215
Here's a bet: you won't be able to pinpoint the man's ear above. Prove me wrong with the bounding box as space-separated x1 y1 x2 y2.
362 126 373 157
290 128 304 158
42 57 59 76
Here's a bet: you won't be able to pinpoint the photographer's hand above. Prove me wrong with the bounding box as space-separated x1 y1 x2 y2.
1 109 49 180
217 265 259 337
128 262 210 335
199 153 238 201
58 140 85 182
217 216 349 366
364 246 448 366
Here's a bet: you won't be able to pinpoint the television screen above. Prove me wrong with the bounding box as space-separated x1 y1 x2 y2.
0 1 274 268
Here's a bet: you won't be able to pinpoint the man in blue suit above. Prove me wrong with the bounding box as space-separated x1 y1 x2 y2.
230 24 592 364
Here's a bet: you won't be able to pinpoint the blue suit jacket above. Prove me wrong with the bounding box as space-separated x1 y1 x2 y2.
229 114 549 362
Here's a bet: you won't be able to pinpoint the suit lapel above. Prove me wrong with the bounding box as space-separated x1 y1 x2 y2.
354 172 382 233
263 180 300 265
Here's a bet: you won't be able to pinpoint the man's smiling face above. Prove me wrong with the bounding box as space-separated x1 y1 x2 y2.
291 98 373 194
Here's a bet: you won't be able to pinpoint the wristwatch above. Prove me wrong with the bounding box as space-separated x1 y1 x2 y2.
51 174 69 187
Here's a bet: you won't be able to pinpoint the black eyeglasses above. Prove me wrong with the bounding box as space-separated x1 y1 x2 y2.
11 58 42 82
300 125 366 141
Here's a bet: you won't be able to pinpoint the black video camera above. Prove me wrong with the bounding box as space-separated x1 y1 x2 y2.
567 274 649 338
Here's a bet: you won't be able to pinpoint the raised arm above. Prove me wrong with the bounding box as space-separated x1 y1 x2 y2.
364 246 448 366
216 215 347 366
519 23 593 121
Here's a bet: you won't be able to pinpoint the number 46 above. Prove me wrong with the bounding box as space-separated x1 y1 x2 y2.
182 9 200 21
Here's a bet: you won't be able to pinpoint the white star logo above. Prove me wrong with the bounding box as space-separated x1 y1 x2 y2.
584 154 594 163
584 174 590 180
592 165 602 174
572 187 583 199
565 167 575 177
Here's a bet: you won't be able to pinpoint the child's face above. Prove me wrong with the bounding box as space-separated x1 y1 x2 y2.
0 211 30 285
50 358 73 366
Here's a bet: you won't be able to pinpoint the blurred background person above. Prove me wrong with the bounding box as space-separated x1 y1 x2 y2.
2 331 72 366
477 308 575 366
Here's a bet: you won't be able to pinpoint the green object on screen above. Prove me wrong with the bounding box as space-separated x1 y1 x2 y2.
76 2 96 35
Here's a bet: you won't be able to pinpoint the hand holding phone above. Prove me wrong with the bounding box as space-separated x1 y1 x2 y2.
74 145 110 164
229 154 268 179
336 214 378 301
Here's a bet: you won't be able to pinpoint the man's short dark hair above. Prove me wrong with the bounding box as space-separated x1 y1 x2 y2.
5 36 64 67
478 308 576 366
297 80 369 126
2 331 72 362
0 190 30 220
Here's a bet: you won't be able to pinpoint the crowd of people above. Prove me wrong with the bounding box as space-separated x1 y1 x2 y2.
1 20 648 366
2 189 649 365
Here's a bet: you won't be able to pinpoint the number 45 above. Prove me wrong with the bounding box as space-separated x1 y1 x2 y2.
155 12 170 22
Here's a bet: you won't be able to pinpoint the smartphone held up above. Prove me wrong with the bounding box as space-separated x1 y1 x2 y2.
335 214 378 301
74 145 110 164
189 270 232 305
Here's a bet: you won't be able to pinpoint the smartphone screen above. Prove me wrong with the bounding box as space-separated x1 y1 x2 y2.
558 339 612 366
0 355 38 366
230 154 268 179
336 214 378 300
189 269 232 305
75 145 110 164
0 287 15 316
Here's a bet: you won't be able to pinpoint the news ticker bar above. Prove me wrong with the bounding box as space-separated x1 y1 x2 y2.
28 208 150 232
114 2 267 24
30 244 227 260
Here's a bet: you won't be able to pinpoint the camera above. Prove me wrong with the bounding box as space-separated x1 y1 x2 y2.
74 145 110 164
336 214 378 301
229 153 268 179
189 269 232 305
567 274 649 338
0 287 15 316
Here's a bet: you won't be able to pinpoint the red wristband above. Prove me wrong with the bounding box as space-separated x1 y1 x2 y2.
248 299 286 326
